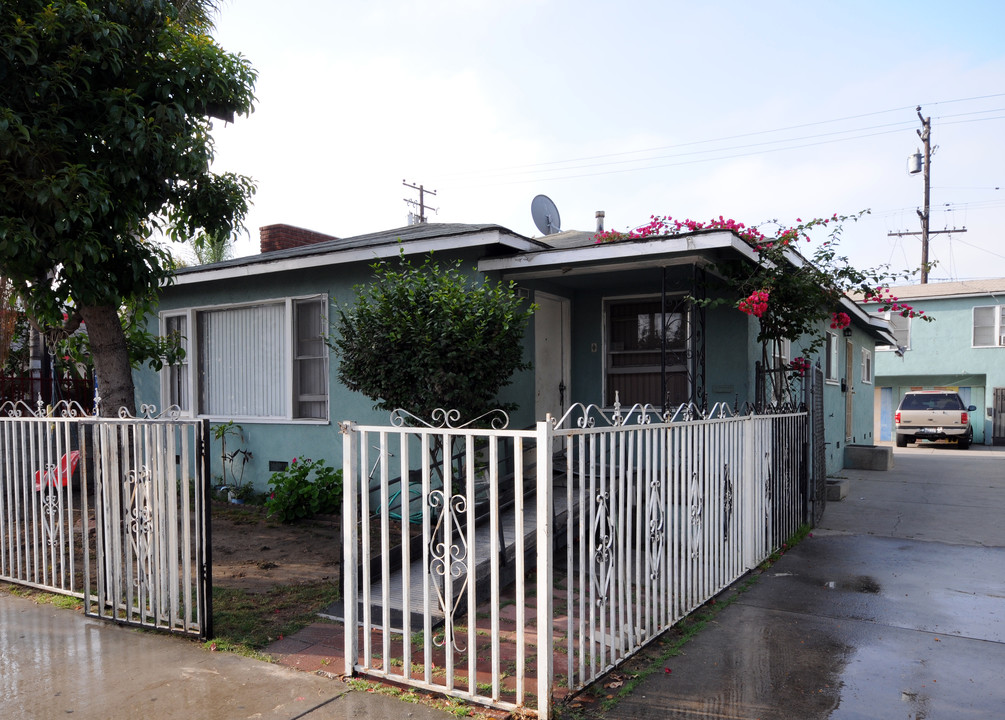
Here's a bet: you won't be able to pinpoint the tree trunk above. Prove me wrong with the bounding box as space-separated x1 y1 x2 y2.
79 305 135 417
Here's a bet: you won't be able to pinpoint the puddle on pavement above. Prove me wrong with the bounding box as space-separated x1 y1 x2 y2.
825 575 881 593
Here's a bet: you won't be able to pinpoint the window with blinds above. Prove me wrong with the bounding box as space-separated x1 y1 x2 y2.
973 305 1004 348
161 296 328 420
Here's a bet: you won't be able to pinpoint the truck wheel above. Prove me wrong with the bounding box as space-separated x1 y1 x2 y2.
896 434 908 448
959 435 971 450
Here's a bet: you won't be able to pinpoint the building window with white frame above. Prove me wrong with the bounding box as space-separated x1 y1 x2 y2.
972 305 1005 347
164 314 189 412
825 332 839 382
161 295 328 420
861 348 872 384
769 338 791 404
880 309 912 351
605 296 688 407
877 310 911 351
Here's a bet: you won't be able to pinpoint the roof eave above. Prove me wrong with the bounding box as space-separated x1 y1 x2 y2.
169 227 543 286
478 230 753 279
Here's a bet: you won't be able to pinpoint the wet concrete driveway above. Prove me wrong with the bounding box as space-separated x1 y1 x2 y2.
601 445 1005 719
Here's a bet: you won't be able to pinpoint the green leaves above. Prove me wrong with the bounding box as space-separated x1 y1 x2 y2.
331 252 534 424
265 459 342 524
0 0 256 404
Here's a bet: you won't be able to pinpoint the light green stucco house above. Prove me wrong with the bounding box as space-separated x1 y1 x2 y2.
862 278 1005 446
135 221 894 489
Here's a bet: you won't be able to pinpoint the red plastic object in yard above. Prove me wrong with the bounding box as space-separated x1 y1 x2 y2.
34 450 80 491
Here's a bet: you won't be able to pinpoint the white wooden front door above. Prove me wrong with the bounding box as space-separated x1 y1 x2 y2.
534 292 571 422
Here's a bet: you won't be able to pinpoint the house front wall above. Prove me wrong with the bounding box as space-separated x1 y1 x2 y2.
869 295 1004 445
513 266 756 416
136 246 885 489
134 248 536 490
514 265 879 476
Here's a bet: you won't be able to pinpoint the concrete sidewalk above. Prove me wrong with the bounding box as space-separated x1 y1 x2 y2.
0 590 455 720
595 444 1005 719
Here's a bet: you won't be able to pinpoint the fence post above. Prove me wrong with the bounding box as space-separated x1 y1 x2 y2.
199 418 214 640
340 421 359 676
741 414 759 571
536 417 554 720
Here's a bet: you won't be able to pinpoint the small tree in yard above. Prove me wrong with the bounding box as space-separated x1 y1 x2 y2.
0 0 256 415
331 253 534 425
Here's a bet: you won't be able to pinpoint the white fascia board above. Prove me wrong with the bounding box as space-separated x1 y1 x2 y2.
478 230 753 278
169 229 538 287
861 313 897 346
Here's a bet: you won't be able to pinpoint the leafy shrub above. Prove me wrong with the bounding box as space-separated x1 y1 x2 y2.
265 458 342 523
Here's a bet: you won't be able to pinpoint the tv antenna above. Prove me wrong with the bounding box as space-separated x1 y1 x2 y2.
531 194 562 235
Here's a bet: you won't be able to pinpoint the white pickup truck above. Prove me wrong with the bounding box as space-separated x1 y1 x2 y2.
894 391 976 449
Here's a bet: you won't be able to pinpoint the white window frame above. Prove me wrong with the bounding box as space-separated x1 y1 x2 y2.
163 314 189 412
861 348 873 384
877 310 911 351
825 332 839 383
159 295 329 422
972 305 1005 348
769 338 791 404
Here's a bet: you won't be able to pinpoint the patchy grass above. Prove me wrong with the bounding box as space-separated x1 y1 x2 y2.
208 581 340 656
343 677 506 719
0 582 85 611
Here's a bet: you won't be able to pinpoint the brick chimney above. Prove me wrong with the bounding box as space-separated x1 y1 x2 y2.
259 224 338 253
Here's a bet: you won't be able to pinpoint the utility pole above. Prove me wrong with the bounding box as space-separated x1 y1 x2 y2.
403 180 437 224
888 106 965 283
917 106 932 283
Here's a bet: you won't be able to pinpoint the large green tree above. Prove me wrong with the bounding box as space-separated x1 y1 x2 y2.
0 0 255 414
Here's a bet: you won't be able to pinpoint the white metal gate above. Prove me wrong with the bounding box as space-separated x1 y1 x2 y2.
340 402 808 718
0 401 212 639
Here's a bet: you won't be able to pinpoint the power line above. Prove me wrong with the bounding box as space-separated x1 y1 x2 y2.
440 115 1005 189
437 94 1005 184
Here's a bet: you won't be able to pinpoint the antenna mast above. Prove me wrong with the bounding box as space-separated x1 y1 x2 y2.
403 180 437 224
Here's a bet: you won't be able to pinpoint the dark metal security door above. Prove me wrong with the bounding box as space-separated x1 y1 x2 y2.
993 388 1005 446
807 364 826 525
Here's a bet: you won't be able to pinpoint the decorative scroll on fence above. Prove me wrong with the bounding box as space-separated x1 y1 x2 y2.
340 400 809 719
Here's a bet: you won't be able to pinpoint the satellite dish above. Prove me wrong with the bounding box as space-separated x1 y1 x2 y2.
531 194 562 235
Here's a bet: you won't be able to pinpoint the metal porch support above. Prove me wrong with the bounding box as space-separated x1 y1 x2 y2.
690 264 707 408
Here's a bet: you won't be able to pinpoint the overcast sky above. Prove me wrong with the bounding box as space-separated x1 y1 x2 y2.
207 0 1005 283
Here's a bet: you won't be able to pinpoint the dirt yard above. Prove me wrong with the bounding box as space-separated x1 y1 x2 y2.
210 503 342 593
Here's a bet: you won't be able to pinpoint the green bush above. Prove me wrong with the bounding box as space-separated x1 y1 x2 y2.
265 457 342 523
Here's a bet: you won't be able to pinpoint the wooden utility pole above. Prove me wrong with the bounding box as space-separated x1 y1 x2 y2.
887 106 965 283
917 107 932 284
403 180 437 224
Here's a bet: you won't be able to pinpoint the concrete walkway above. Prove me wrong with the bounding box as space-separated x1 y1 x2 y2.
0 590 455 719
597 444 1005 719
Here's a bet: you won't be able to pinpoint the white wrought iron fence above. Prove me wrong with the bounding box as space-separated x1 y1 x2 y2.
340 409 552 716
340 402 809 719
86 406 212 638
555 402 807 694
0 400 212 639
0 399 87 595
